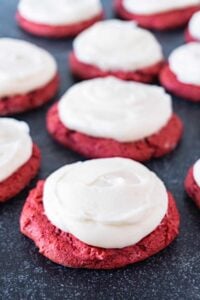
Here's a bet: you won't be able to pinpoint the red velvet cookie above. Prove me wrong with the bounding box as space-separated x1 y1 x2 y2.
0 144 41 203
0 74 59 116
70 20 164 83
0 38 59 116
114 0 200 30
69 52 163 83
46 103 183 162
20 180 180 269
185 167 200 208
160 64 200 102
16 12 104 39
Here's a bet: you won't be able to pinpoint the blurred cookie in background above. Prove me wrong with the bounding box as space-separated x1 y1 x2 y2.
69 20 164 83
16 0 104 38
185 159 200 208
0 38 59 116
114 0 200 30
160 43 200 102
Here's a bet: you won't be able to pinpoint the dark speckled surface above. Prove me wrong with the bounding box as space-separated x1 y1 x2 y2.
0 1 200 299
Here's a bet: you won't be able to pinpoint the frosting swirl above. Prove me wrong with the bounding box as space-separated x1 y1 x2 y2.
0 118 33 182
73 20 163 71
43 158 168 249
58 77 172 142
0 38 57 97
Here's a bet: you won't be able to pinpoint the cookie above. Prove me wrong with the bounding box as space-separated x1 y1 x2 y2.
0 38 59 116
160 43 200 102
0 119 41 203
185 11 200 42
69 20 164 83
16 0 103 38
185 160 200 208
47 77 183 161
114 0 200 30
20 158 180 269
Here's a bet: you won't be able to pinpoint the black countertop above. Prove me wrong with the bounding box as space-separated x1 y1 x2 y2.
0 1 200 299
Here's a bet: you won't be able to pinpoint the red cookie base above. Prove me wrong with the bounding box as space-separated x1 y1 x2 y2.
114 0 200 30
16 12 104 38
69 52 163 83
185 28 200 43
0 144 41 203
0 74 59 116
160 65 200 102
20 181 180 269
185 167 200 208
46 103 183 162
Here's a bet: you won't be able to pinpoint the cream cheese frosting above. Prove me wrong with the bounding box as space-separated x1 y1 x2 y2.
73 20 163 72
123 0 200 15
189 11 200 40
0 38 57 98
193 159 200 187
58 77 172 142
18 0 102 26
43 158 168 249
0 118 33 182
169 43 200 86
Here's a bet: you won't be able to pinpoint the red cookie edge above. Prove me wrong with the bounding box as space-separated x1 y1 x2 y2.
69 52 164 83
0 144 41 203
46 103 183 162
16 12 104 38
114 0 200 30
20 180 180 269
160 64 200 102
185 28 200 43
0 74 59 116
185 166 200 208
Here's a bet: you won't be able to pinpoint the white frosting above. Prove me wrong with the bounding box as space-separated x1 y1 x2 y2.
43 158 168 249
169 43 200 86
123 0 200 15
0 118 33 182
18 0 102 26
58 77 172 142
189 11 200 40
193 159 200 187
73 20 163 71
0 38 57 97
